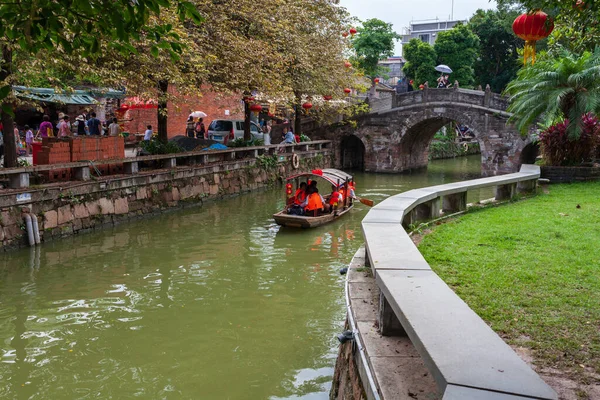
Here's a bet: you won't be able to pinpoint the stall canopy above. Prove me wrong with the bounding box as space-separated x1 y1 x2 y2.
13 86 125 105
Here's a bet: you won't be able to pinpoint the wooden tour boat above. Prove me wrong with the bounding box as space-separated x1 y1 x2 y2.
273 169 355 229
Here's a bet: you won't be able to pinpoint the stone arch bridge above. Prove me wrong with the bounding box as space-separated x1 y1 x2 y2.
323 88 533 176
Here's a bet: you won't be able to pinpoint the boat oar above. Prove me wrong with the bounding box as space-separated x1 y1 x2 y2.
357 197 374 207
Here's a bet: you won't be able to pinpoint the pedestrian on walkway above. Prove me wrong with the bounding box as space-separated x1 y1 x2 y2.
186 116 195 138
108 118 120 136
25 125 34 156
86 112 102 135
144 125 153 141
74 115 87 136
195 118 206 139
58 115 71 137
39 115 54 137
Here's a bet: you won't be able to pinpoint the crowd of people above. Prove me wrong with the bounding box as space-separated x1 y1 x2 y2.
0 111 125 158
287 180 356 217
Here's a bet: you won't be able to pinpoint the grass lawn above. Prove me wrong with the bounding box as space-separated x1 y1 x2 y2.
418 182 600 376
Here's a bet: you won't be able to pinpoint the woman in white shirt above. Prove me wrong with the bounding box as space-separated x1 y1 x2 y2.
108 118 120 136
143 125 153 141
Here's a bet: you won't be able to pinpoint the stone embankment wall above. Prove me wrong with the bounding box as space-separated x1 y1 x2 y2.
0 152 331 251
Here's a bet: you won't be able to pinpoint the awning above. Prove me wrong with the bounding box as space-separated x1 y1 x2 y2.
13 86 126 105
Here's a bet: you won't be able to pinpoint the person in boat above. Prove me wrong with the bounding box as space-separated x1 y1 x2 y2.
294 182 308 205
328 185 343 213
303 183 326 216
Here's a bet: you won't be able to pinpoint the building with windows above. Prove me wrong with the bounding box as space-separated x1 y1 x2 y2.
377 56 406 86
401 19 466 50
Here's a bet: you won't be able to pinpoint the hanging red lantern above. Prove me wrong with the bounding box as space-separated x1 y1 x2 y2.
349 27 357 36
286 183 293 197
512 10 554 65
342 31 349 38
374 78 380 85
344 88 352 95
323 95 333 101
344 61 352 68
249 103 262 113
419 84 425 90
302 102 313 114
244 96 255 103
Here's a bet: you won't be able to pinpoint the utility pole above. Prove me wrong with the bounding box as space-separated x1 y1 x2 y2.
451 0 454 20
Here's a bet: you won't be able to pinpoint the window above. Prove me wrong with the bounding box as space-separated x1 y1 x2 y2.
419 34 430 43
208 120 233 131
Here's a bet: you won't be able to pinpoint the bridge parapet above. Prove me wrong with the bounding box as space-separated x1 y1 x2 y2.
393 87 510 113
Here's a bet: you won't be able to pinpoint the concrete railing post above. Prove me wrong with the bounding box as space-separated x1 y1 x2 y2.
442 192 467 213
517 179 537 194
495 183 517 201
74 166 91 181
163 158 176 169
124 161 139 174
379 292 406 337
9 173 30 189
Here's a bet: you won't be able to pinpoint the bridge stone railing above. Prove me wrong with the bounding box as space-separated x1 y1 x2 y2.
392 87 510 113
361 164 558 400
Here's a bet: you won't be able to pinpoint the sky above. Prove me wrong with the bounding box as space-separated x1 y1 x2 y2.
339 0 497 55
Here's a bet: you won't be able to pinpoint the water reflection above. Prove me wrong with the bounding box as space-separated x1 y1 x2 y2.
0 155 484 399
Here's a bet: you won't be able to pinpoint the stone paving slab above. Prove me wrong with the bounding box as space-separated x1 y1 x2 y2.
350 297 378 322
361 208 406 224
442 385 540 400
363 223 431 271
357 321 421 358
371 357 439 400
372 196 417 212
348 281 378 302
376 269 557 400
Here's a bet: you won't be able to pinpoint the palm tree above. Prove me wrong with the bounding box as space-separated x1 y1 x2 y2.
505 49 600 140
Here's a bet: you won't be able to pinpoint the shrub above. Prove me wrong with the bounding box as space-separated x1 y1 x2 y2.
539 113 600 166
227 138 264 148
140 139 183 155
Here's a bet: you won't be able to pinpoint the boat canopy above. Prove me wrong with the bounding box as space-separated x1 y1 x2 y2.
286 169 353 187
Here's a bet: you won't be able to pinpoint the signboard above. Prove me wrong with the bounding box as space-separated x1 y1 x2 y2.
16 193 32 203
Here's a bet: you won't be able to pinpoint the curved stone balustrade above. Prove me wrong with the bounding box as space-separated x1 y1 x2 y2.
361 164 558 399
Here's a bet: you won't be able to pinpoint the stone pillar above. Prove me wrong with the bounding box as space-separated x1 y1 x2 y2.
517 179 537 194
73 166 91 181
253 149 259 158
229 151 236 161
442 192 467 213
9 173 29 189
163 158 176 169
379 291 406 337
495 183 516 201
124 162 139 174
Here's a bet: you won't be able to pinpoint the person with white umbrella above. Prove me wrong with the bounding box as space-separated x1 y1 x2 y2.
435 65 453 88
186 116 195 138
188 111 207 139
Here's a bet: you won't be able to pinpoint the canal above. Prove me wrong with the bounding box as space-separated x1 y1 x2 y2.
0 155 489 399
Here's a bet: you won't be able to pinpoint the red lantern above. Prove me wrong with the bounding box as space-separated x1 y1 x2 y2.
344 61 352 68
302 102 313 114
344 88 352 95
574 0 585 10
419 84 425 90
323 95 333 101
349 27 357 36
249 103 262 113
512 10 554 65
374 78 380 85
286 183 293 197
244 96 255 103
342 31 349 38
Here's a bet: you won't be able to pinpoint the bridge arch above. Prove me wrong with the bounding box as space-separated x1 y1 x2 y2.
340 135 366 170
326 88 529 176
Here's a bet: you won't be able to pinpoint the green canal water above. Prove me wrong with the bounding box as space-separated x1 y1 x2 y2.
0 155 488 399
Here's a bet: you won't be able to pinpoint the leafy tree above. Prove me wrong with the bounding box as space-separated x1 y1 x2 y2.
468 9 522 93
402 39 438 87
351 18 400 88
505 49 600 139
497 0 600 54
433 23 480 87
0 0 202 167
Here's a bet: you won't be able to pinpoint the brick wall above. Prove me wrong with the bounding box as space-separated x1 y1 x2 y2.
122 86 244 137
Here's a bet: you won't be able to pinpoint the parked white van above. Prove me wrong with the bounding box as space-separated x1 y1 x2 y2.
207 120 264 144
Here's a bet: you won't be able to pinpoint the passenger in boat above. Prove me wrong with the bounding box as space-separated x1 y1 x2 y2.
328 185 343 213
303 184 325 216
294 182 308 205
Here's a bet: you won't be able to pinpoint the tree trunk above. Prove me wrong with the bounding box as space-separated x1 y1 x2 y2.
1 46 17 168
243 99 251 142
294 93 302 137
157 80 169 143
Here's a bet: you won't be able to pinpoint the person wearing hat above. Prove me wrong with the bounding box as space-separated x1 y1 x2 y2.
74 115 88 136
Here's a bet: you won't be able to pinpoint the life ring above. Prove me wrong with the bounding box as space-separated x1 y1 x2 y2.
292 153 300 169
462 142 469 151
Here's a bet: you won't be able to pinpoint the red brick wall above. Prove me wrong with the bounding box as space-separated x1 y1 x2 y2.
122 86 244 137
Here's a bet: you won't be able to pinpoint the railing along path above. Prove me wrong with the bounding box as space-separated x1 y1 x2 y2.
361 165 558 400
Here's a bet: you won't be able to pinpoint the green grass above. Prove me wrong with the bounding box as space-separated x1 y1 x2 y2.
418 182 600 375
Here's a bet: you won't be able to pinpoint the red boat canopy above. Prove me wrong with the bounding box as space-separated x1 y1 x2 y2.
286 168 353 187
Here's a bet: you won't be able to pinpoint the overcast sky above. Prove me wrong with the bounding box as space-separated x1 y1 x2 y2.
339 0 497 55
